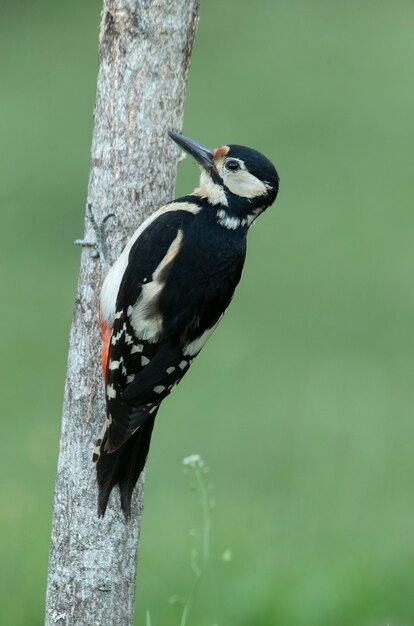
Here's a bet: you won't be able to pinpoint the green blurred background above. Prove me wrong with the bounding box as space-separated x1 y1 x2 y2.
1 1 414 624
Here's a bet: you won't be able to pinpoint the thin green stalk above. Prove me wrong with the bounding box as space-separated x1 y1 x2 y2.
194 464 211 563
179 594 191 626
179 454 213 626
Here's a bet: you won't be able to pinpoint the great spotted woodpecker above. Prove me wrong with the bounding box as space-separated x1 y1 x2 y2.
94 132 279 516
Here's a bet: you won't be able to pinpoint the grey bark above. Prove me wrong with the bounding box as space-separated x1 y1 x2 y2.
45 1 199 625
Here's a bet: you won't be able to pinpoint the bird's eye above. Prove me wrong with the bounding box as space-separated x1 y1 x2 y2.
225 159 241 172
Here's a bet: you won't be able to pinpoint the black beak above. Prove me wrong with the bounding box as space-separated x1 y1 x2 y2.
168 131 215 172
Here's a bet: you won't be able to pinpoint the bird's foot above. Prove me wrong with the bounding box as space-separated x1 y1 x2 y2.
75 203 117 267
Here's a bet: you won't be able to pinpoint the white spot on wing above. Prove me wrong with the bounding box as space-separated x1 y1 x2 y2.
111 323 127 345
106 384 117 399
131 344 143 353
154 385 166 394
111 329 123 345
126 374 135 384
92 420 109 463
109 358 123 370
179 360 188 370
166 366 175 374
141 356 150 366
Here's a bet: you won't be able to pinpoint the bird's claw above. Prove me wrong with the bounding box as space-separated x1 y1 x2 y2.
75 203 117 266
74 237 99 258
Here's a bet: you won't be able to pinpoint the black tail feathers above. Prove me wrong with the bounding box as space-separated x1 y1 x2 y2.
96 416 156 518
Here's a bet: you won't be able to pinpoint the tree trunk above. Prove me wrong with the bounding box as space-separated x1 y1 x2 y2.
45 1 199 624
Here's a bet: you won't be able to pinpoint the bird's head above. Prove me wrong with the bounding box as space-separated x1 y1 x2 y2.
169 131 279 223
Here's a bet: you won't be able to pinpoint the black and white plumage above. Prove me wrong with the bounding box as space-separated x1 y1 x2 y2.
94 132 280 516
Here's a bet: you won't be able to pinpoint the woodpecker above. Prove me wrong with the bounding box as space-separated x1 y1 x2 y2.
94 131 280 517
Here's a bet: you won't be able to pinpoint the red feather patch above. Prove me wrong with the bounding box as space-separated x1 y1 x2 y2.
100 317 112 377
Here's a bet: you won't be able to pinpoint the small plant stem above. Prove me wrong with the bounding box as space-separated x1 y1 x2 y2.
194 465 211 563
179 599 191 626
179 569 202 626
179 458 212 626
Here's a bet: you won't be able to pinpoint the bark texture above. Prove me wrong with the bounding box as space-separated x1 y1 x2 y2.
45 1 199 624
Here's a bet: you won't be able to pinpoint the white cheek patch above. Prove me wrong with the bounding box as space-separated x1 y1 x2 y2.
222 168 269 199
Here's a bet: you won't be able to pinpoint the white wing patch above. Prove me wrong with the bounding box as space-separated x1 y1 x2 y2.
128 230 184 343
100 202 201 327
